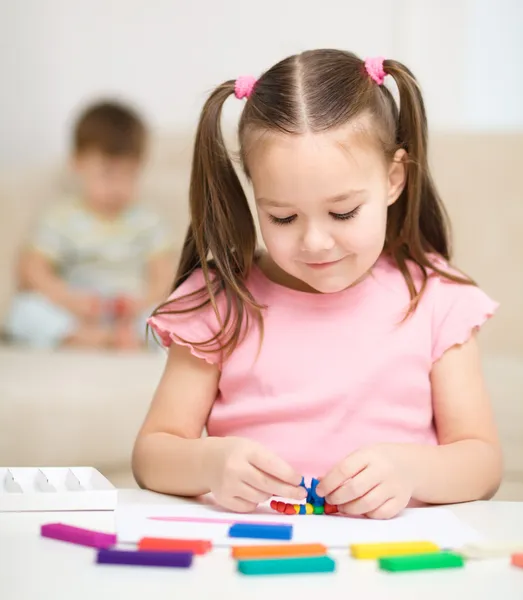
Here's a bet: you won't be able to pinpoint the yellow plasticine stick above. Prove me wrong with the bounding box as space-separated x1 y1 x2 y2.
350 541 439 559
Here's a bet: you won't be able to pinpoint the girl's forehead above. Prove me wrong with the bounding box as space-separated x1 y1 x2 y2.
247 126 385 196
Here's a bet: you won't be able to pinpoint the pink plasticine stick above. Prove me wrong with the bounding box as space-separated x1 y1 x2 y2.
148 516 289 526
41 523 116 549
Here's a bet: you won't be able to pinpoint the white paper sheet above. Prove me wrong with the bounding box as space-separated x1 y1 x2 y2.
115 496 483 549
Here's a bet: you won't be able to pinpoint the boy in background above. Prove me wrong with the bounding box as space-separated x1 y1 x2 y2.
5 100 174 350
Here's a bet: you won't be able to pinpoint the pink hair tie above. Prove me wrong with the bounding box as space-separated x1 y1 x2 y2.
364 56 386 85
234 75 257 99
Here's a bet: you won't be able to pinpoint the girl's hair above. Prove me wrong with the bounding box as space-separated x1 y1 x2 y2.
150 49 473 358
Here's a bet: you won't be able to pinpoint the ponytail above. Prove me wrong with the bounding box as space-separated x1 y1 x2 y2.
383 60 474 310
151 81 264 358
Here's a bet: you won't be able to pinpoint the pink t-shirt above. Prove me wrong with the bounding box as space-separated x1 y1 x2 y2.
148 254 498 479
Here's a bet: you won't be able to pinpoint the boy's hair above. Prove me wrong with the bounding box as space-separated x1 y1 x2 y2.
151 49 473 358
73 100 147 158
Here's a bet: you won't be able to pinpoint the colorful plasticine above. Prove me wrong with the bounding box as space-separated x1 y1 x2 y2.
228 522 293 540
350 540 440 559
270 477 338 515
138 537 212 554
270 500 336 515
457 542 523 559
97 548 193 568
307 478 324 506
231 543 327 559
378 552 464 572
512 553 523 568
41 523 116 549
237 555 336 575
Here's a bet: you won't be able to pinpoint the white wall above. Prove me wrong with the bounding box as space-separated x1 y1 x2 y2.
463 0 523 129
0 0 521 167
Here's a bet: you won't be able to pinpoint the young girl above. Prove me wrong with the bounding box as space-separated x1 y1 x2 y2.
132 50 502 519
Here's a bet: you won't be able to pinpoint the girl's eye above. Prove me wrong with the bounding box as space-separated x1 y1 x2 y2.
268 205 360 225
269 214 297 225
331 206 361 220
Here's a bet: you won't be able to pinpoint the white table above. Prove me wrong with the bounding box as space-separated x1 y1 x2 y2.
2 489 523 600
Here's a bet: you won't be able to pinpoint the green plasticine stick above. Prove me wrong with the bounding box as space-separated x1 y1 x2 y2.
237 555 336 576
379 552 465 572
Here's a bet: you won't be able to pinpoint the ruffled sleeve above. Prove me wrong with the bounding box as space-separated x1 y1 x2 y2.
147 269 225 365
431 274 499 363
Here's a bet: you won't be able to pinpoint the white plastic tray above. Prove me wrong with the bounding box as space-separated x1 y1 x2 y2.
0 467 117 512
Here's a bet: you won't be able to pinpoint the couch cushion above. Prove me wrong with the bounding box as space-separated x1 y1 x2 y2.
481 354 523 478
0 345 166 469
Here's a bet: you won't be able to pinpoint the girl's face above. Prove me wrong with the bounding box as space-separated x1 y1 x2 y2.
248 120 406 293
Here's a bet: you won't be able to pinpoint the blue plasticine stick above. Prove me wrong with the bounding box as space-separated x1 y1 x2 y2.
228 523 293 540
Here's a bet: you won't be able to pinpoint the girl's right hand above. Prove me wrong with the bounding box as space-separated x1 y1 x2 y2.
203 437 307 513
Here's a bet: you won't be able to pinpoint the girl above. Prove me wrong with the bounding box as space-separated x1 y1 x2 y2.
132 50 502 519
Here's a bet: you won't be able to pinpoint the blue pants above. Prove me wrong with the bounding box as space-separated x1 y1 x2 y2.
3 292 153 349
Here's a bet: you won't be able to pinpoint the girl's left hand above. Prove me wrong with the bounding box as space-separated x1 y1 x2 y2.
315 444 415 519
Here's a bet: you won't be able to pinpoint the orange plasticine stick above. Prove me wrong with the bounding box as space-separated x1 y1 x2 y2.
232 543 327 559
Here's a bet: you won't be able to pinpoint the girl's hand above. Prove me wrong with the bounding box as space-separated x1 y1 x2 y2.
111 296 145 321
316 444 414 519
65 292 102 322
203 437 307 513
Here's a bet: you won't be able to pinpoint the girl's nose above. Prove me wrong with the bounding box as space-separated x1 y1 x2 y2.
300 224 335 253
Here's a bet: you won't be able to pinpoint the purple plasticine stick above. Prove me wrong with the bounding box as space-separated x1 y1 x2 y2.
97 548 193 568
41 523 116 549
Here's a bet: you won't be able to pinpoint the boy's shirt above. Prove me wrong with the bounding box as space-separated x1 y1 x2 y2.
28 197 173 297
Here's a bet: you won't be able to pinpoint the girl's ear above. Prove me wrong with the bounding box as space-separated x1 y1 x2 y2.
387 148 407 206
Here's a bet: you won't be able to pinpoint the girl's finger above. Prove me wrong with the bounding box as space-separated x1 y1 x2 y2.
236 480 273 505
249 448 303 487
338 484 390 516
325 465 380 506
243 467 307 501
365 497 403 520
224 496 259 513
316 450 370 498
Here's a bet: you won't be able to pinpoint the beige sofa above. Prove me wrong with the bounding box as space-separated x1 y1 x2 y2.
1 132 522 499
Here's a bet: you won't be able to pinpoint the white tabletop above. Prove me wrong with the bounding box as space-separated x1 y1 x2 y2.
2 489 523 600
